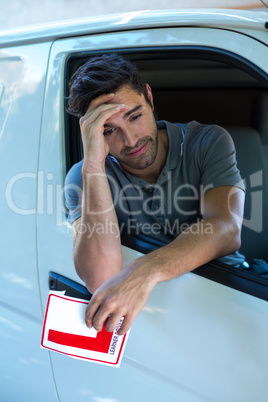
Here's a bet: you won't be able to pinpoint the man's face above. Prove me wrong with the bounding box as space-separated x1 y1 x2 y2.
103 85 159 172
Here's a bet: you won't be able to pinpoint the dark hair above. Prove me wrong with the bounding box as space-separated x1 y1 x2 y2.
67 54 151 118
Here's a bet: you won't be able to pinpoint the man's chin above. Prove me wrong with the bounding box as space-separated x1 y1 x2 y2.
118 153 157 171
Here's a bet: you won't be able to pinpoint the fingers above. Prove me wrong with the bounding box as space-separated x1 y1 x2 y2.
116 315 134 336
81 92 129 127
86 93 115 114
105 312 123 333
85 294 103 330
85 292 136 336
86 291 120 332
80 92 117 126
80 103 127 131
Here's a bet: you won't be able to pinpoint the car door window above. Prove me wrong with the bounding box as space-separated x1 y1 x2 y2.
64 48 268 301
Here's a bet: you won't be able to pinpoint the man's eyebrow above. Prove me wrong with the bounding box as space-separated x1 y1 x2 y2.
123 105 142 120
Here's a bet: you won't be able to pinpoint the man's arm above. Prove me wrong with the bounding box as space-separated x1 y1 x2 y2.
85 185 245 335
72 94 128 293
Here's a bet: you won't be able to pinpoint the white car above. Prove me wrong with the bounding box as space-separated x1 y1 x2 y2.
1 8 268 401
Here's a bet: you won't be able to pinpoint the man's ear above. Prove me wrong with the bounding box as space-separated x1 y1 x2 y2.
145 83 154 110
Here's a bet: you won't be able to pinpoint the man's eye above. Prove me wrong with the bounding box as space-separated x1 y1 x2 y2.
131 113 142 121
104 128 116 136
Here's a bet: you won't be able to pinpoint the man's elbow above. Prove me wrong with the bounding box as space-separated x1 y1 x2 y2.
73 249 123 294
232 232 242 253
73 257 102 294
73 252 87 281
228 220 242 253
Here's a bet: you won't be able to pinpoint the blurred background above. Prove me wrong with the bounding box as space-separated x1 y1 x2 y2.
0 0 267 31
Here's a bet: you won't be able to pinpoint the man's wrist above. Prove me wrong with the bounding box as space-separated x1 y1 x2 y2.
133 254 164 289
82 159 106 176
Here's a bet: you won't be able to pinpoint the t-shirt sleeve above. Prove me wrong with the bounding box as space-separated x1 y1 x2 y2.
196 125 245 197
64 161 83 224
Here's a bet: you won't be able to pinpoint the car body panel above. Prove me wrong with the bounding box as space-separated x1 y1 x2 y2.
0 9 267 48
0 304 58 401
0 42 57 400
35 23 268 401
0 42 51 318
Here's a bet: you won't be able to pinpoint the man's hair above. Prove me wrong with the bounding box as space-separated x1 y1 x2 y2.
67 54 151 118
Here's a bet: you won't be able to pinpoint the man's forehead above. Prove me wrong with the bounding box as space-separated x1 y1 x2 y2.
104 105 143 127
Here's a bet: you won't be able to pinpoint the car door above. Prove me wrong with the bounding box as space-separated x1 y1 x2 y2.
37 19 268 402
0 41 58 401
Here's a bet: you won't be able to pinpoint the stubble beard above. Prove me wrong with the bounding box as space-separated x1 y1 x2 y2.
117 125 159 170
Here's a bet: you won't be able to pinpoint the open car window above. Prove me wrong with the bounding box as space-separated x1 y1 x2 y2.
64 47 268 301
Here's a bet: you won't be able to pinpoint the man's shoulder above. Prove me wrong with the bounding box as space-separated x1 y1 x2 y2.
182 120 225 134
65 160 83 187
161 120 226 137
157 120 229 157
179 121 230 146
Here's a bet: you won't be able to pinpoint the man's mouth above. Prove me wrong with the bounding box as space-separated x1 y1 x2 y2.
125 142 148 158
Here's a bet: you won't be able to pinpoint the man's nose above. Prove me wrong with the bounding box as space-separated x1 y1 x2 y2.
121 130 137 147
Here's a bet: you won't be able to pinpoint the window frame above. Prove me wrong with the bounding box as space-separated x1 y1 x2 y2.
64 45 268 302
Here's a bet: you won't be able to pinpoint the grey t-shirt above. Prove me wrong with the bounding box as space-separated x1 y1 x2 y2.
65 120 245 266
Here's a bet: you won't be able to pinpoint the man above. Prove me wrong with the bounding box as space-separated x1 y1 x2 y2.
65 54 245 336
